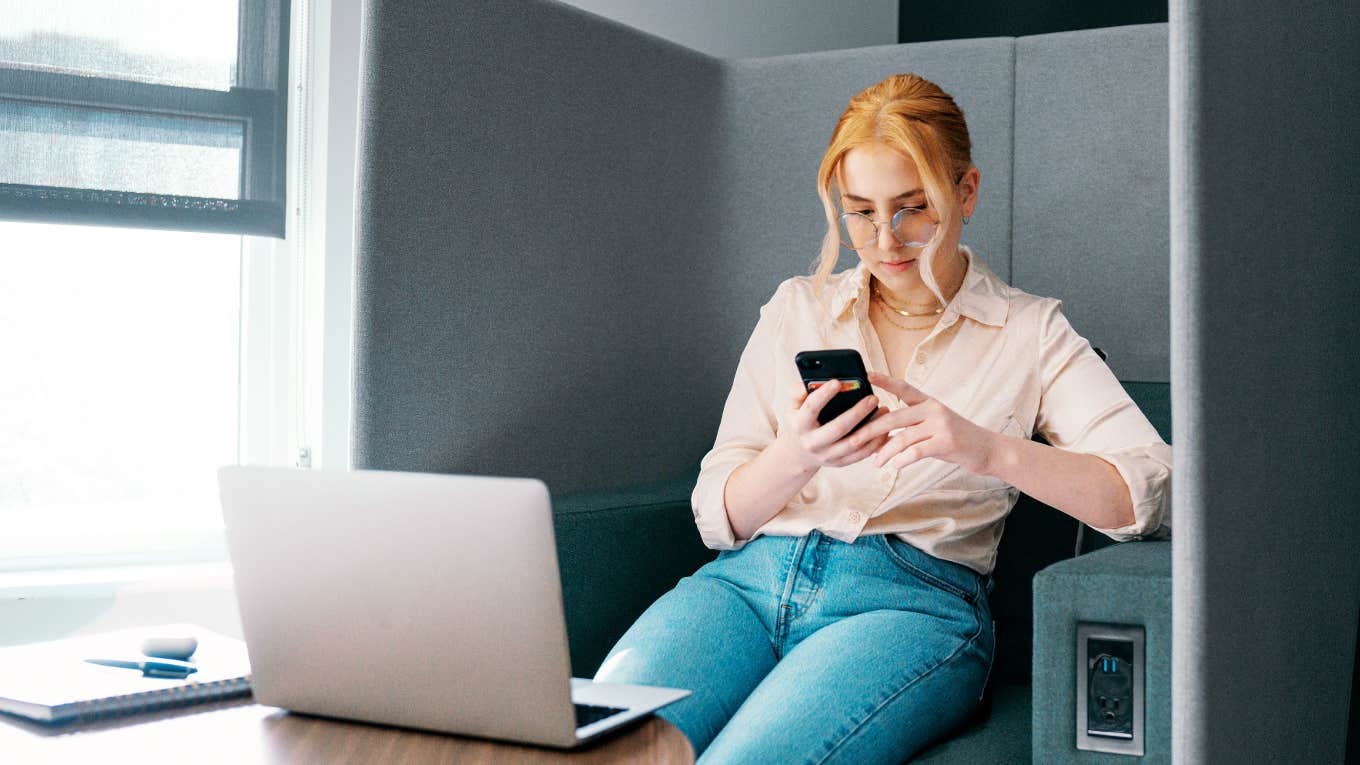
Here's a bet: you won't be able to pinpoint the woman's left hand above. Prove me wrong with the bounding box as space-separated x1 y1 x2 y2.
849 371 1000 476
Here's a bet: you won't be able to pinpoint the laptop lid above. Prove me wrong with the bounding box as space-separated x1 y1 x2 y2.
218 466 583 749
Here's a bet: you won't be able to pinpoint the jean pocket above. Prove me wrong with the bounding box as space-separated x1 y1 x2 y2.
877 535 976 604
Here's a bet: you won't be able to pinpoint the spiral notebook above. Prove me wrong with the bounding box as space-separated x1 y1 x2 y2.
0 624 251 725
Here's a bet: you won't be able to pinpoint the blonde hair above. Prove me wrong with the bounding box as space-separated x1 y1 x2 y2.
812 73 974 312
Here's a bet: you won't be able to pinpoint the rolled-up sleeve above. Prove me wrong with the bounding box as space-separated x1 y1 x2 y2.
690 281 789 550
1035 298 1172 541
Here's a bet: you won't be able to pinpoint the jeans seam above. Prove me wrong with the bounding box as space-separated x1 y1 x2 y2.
811 625 986 765
977 619 996 702
696 569 781 662
877 535 974 603
774 534 812 658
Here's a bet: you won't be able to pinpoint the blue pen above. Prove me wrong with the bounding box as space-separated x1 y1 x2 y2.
85 657 199 679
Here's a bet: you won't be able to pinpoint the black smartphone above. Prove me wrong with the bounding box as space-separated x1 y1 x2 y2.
794 349 874 434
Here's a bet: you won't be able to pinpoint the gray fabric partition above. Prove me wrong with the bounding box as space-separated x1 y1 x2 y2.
713 38 1015 311
353 0 725 491
353 0 1019 493
704 39 1016 468
351 2 1213 757
1170 0 1360 761
1013 24 1169 383
353 2 1177 496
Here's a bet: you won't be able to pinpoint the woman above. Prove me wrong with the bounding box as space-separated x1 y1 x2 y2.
593 73 1172 764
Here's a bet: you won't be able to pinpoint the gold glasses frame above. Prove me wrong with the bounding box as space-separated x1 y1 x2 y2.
835 174 969 251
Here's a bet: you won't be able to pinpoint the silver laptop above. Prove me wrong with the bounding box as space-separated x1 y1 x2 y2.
217 465 690 749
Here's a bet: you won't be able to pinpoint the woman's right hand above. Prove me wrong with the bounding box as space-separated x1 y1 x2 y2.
776 379 892 471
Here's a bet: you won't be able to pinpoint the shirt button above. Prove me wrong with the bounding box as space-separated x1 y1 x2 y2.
915 351 928 365
848 511 862 523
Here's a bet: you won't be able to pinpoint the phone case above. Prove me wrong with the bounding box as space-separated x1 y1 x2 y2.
794 349 873 432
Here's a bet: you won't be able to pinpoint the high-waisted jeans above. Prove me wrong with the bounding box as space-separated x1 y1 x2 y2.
592 529 996 764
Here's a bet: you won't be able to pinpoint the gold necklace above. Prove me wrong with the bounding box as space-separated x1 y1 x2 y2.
872 284 944 316
872 294 939 331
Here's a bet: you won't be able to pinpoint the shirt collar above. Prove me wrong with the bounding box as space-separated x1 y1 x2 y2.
826 244 1010 327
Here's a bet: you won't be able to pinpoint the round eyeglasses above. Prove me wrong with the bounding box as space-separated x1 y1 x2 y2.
837 206 939 250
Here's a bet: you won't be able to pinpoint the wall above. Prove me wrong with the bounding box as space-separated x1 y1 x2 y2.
1170 0 1360 761
556 0 898 58
898 0 1166 42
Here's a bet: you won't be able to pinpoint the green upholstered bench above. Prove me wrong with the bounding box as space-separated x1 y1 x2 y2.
550 383 1171 763
1031 540 1172 764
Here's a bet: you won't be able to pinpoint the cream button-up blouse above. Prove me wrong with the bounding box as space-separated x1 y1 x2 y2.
690 244 1172 576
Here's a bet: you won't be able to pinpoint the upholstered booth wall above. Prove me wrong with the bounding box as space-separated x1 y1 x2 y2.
1169 0 1360 761
352 1 1172 490
713 38 1015 303
353 0 725 492
349 2 1209 760
1013 25 1169 383
349 0 1360 759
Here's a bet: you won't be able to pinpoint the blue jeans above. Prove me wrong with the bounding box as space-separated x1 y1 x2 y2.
592 530 997 764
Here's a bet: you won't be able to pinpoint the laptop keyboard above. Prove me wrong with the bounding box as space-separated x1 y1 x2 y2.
575 701 629 729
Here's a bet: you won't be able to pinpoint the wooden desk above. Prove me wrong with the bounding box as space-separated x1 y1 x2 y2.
1 695 695 764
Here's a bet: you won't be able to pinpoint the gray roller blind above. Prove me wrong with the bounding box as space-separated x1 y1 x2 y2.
0 0 290 237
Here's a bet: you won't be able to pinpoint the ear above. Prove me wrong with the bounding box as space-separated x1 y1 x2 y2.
959 165 981 216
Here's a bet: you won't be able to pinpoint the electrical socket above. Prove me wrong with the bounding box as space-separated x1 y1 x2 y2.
1076 622 1145 756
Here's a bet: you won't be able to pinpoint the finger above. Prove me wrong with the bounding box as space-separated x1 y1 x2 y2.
789 379 832 435
789 382 821 430
849 404 924 447
810 377 848 405
827 430 891 466
845 405 896 445
867 371 930 406
852 405 893 441
822 412 884 461
852 434 894 465
807 393 879 450
872 425 931 468
884 434 941 470
800 378 858 429
797 377 837 416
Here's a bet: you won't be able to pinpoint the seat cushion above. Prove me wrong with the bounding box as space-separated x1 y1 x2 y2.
911 682 1031 763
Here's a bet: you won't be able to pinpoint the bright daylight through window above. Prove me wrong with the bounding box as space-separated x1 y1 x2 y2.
0 221 242 564
0 0 291 567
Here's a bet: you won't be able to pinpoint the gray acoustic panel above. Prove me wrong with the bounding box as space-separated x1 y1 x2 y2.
696 37 1015 441
353 0 726 491
352 1 1171 505
1170 0 1360 762
1013 24 1169 382
718 37 1016 292
352 1 1016 494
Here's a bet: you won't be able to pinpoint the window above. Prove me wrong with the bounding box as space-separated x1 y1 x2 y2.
0 0 290 236
0 1 313 571
0 221 244 567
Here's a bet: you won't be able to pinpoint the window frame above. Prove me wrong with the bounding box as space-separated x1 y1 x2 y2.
0 0 333 575
0 0 291 237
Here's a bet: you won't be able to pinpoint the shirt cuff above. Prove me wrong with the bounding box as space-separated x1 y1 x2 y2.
1086 445 1172 541
690 460 749 551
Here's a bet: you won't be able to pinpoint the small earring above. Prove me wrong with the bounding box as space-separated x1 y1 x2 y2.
962 215 972 225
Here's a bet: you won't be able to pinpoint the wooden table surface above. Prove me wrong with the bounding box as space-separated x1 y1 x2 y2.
1 695 695 765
